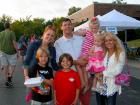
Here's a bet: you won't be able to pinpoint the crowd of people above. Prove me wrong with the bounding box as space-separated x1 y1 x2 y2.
0 17 126 105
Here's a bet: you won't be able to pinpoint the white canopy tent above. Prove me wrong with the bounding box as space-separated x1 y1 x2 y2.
75 9 140 30
100 9 140 42
74 20 89 31
99 9 140 30
74 9 140 42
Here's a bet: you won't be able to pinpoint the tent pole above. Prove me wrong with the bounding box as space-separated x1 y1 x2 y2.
125 30 127 43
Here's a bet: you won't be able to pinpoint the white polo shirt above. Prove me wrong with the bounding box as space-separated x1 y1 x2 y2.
54 35 84 62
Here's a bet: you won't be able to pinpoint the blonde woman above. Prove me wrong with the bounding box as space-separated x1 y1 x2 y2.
95 32 125 105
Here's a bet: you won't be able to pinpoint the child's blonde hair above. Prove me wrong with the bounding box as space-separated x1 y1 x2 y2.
36 47 49 61
89 17 100 27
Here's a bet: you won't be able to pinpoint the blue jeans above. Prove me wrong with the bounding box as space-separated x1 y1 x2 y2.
96 92 117 105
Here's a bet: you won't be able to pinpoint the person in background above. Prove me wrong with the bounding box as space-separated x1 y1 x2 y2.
28 47 53 105
95 32 125 105
30 34 37 44
54 53 81 105
0 22 18 87
18 33 28 61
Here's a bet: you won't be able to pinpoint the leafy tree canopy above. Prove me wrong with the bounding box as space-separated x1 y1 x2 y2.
68 6 81 16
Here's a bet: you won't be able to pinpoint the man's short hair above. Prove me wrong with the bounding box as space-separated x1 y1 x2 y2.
60 18 72 26
4 22 10 29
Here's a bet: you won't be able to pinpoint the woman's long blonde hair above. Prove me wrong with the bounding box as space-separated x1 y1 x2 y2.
104 32 124 61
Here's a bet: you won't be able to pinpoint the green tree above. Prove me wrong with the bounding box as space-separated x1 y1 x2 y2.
0 22 4 31
0 14 12 24
0 14 12 31
45 20 53 26
11 17 46 40
11 20 25 40
32 18 46 37
52 17 64 39
68 6 81 16
112 0 127 4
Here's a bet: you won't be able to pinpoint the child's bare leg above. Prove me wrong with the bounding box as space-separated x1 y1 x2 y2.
83 67 88 84
92 77 97 89
91 73 98 91
98 73 103 86
82 67 89 93
76 65 85 89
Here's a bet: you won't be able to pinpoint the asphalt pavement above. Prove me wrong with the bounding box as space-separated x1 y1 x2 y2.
0 59 140 105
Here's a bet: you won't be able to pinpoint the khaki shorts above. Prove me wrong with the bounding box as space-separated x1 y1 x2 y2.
0 51 17 66
31 100 53 105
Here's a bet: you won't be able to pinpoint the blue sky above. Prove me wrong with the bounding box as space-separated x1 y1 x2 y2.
0 0 140 20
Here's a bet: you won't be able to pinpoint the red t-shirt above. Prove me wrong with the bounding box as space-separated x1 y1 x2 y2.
54 69 81 105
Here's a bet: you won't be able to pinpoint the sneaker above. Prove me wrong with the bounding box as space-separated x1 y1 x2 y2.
1 67 4 70
8 76 12 82
5 81 13 87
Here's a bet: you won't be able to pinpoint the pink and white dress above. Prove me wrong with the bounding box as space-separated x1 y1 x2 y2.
80 30 94 57
86 46 105 74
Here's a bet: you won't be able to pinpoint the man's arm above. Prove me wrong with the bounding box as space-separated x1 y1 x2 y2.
13 40 19 58
13 40 18 52
73 29 86 37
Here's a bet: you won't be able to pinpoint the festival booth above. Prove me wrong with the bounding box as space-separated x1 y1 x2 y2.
74 21 89 31
99 9 140 29
74 9 140 55
75 9 140 30
99 9 140 55
75 9 140 41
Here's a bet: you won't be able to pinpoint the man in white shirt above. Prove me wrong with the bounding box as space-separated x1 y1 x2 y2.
54 18 84 64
